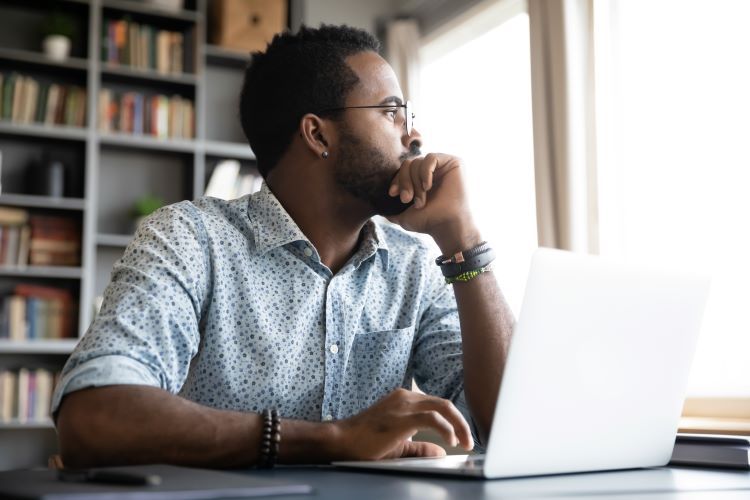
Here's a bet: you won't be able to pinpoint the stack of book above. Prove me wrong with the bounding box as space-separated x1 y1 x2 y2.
0 284 76 340
28 215 81 267
0 72 87 127
102 18 187 75
99 89 194 139
0 207 31 268
0 368 60 423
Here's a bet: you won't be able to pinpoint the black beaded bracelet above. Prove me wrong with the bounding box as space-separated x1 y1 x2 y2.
258 408 281 469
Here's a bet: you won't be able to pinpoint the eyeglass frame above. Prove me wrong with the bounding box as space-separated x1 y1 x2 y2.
317 101 415 137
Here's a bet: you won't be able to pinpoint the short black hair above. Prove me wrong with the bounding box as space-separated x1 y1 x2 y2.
239 24 381 178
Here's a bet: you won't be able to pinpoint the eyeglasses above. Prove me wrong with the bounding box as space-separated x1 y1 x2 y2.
318 101 415 136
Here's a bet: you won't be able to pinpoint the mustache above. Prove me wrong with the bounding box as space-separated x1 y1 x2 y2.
399 143 422 162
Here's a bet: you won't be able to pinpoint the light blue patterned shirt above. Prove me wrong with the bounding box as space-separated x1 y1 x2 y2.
52 183 480 445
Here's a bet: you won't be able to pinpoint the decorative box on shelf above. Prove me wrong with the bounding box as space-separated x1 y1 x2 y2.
210 0 287 54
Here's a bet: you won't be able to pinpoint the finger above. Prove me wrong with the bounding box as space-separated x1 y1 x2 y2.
431 153 461 180
415 397 474 451
409 410 458 447
414 155 438 209
396 158 416 203
400 440 446 458
389 158 411 197
408 157 427 209
419 154 438 192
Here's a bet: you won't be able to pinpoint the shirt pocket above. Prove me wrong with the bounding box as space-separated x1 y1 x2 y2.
341 325 416 414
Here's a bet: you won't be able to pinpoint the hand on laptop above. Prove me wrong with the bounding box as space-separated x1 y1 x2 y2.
330 388 473 460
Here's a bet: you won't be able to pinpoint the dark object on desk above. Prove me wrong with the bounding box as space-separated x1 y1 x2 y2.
58 468 162 486
0 464 314 499
670 433 750 470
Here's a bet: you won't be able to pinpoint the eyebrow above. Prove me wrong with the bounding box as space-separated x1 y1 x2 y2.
379 96 404 106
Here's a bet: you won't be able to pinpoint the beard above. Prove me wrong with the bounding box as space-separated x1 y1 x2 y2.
333 129 421 216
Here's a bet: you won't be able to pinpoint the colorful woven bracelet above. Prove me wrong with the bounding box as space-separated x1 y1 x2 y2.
444 265 493 285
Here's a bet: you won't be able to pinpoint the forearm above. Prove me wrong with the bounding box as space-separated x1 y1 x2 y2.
433 226 515 443
452 273 514 442
56 385 337 468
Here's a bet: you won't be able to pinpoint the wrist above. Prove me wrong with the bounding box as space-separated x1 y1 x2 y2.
277 418 343 464
431 221 483 255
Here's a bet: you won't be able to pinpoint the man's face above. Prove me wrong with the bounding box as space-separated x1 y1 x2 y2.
331 51 422 215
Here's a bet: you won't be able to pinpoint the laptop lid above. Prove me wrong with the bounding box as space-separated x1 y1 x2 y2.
483 248 710 478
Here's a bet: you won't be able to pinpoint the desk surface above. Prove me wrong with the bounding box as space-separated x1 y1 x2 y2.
248 465 750 500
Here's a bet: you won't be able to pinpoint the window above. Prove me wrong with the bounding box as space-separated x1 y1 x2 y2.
594 0 750 397
418 1 537 314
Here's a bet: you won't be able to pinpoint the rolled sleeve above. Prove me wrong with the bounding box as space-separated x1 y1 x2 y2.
412 268 485 451
53 202 210 415
51 355 161 415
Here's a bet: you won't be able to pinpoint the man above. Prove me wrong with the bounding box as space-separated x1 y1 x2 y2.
54 24 514 468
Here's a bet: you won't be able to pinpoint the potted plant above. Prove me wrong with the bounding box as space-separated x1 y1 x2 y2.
40 11 76 61
131 194 164 232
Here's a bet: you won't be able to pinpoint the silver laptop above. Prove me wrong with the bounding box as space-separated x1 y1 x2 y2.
334 248 710 478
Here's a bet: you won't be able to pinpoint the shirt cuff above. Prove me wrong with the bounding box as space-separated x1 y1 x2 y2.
51 355 162 417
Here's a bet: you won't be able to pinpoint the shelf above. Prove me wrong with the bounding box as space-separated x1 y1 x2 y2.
0 266 83 279
0 121 88 141
102 0 201 23
97 233 133 247
0 339 78 355
203 140 256 160
0 47 88 72
0 194 86 211
101 63 198 86
0 419 55 430
98 132 196 153
204 44 251 68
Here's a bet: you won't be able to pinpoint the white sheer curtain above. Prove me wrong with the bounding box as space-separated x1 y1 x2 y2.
384 18 421 103
527 0 598 253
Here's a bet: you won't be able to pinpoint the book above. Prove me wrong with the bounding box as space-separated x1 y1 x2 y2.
34 368 52 421
11 75 24 123
28 215 81 267
670 433 750 470
4 225 19 266
45 84 61 125
0 206 29 226
9 296 27 341
0 370 16 421
14 284 75 339
17 367 29 423
2 72 16 121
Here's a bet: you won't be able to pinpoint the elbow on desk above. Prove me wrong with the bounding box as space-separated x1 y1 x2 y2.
55 389 124 469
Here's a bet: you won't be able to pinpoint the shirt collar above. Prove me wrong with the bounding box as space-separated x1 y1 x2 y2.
247 182 390 268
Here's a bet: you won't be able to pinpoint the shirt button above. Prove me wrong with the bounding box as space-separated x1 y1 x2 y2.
330 344 339 354
324 414 333 421
303 247 313 257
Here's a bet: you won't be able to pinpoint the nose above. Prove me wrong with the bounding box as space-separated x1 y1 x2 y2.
403 126 423 152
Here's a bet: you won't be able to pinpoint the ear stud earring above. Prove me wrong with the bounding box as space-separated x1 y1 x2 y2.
322 151 329 159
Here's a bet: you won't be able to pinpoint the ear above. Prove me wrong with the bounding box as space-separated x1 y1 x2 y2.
299 113 335 160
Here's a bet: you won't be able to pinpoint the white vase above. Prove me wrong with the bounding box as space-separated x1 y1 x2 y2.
42 35 71 61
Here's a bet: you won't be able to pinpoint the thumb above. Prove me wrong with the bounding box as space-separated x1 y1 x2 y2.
400 440 447 458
